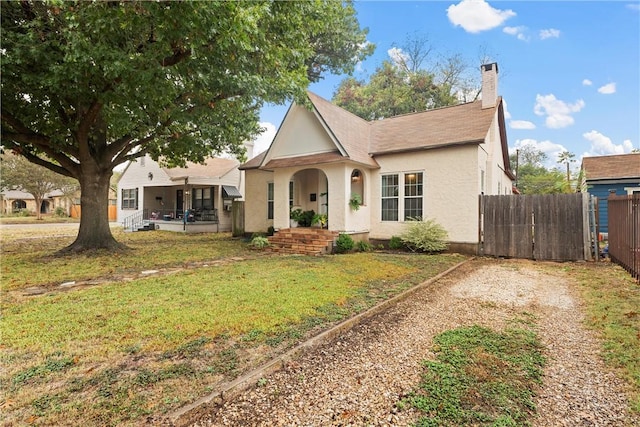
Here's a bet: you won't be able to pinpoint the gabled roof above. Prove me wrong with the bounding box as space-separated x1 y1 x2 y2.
162 157 239 180
242 91 509 175
582 153 640 180
370 99 496 154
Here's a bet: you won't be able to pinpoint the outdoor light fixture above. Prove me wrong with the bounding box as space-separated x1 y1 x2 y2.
148 172 153 181
351 170 361 182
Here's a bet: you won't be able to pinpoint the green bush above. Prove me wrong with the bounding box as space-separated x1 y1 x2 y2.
399 217 448 253
53 207 67 217
356 240 373 252
267 226 275 236
334 233 354 253
250 236 270 249
389 236 403 250
298 210 315 227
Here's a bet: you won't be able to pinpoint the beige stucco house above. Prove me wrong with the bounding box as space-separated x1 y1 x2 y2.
116 154 243 232
240 63 514 253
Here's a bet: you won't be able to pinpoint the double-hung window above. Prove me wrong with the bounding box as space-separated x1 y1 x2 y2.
381 174 399 221
404 172 423 220
381 172 423 221
121 188 138 209
267 183 274 219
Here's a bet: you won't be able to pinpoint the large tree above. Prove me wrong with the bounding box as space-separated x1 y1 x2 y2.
332 34 484 120
1 1 372 252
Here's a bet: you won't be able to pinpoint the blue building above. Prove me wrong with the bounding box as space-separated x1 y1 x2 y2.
581 153 640 234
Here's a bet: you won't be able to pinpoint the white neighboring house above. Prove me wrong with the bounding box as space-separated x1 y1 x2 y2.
116 154 244 232
240 63 515 253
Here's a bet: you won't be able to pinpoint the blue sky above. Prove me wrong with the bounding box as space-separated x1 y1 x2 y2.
256 0 640 172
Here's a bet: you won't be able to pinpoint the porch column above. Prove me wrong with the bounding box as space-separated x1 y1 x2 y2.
274 171 291 230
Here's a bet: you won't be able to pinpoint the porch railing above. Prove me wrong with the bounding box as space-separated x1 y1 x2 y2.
122 209 147 232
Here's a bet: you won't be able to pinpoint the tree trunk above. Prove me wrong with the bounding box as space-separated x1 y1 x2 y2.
62 166 124 252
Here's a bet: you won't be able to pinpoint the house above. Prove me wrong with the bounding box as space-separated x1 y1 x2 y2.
1 188 87 218
116 154 245 232
240 63 514 254
581 152 640 234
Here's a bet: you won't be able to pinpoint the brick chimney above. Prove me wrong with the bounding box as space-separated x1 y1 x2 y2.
481 63 498 109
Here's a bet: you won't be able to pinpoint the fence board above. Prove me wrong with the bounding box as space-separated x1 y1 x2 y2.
608 194 640 281
481 193 589 261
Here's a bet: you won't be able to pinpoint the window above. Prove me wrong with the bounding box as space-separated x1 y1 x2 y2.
381 174 399 221
289 181 294 207
121 188 138 209
404 172 423 220
267 183 274 220
193 187 213 209
381 172 424 221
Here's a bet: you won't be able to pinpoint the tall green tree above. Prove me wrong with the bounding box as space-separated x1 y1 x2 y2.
509 146 567 194
1 153 77 219
557 150 576 191
1 1 372 252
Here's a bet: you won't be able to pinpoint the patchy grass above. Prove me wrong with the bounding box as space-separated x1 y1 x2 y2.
403 323 545 426
0 226 467 426
0 228 254 290
562 261 640 413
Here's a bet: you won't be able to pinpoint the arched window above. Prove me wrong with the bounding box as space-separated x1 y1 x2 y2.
12 200 26 212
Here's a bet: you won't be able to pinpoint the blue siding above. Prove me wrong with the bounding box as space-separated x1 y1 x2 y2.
587 183 631 233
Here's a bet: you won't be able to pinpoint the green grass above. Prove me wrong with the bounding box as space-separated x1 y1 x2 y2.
562 262 640 413
0 226 467 426
404 323 545 427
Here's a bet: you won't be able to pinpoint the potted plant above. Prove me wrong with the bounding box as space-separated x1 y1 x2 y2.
349 193 362 211
312 213 328 228
290 208 303 228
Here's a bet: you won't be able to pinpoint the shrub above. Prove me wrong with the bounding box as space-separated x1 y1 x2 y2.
250 236 270 249
53 207 67 217
356 240 373 252
298 210 315 227
399 217 449 253
389 236 403 250
334 233 354 253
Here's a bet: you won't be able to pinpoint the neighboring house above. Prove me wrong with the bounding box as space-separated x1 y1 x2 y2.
116 154 244 232
581 152 640 234
1 189 75 216
240 63 514 253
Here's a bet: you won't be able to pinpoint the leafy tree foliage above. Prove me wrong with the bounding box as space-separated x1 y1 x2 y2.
332 34 489 120
1 1 372 251
510 146 568 194
1 153 77 219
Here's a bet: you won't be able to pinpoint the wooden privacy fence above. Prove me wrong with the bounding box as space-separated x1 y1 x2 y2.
480 193 591 261
608 194 640 281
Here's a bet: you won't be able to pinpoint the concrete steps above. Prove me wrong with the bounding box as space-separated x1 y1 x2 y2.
268 228 338 255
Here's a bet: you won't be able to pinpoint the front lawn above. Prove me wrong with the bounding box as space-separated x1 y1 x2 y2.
0 227 467 426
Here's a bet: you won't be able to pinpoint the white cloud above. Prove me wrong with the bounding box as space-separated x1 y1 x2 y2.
510 120 536 130
502 99 511 119
582 79 593 86
582 130 635 156
539 28 561 40
251 122 277 157
627 3 640 12
503 26 529 41
597 82 616 94
387 47 409 69
447 0 516 33
533 94 585 129
511 138 568 169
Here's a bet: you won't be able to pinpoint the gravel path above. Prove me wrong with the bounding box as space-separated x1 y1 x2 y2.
191 258 638 427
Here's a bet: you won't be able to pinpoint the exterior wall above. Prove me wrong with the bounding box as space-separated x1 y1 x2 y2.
265 105 339 162
244 169 274 233
587 179 640 233
117 156 168 223
479 109 512 196
369 145 480 244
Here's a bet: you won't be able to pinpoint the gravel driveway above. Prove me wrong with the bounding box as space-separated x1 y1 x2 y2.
190 258 638 426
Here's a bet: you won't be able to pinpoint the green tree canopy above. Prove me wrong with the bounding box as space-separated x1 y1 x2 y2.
1 0 373 251
510 146 568 194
